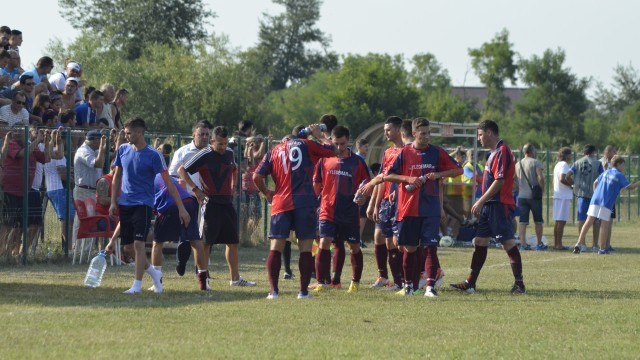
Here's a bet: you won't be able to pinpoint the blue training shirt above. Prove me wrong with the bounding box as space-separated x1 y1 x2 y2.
590 168 630 210
154 174 191 214
114 144 167 208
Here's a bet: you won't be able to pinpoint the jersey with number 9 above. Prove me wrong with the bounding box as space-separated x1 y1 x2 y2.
256 138 335 215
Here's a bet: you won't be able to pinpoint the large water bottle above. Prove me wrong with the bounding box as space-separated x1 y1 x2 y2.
298 124 327 138
405 175 427 192
84 250 107 288
353 179 368 204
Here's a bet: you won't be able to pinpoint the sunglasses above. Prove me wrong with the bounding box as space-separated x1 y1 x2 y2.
15 100 25 105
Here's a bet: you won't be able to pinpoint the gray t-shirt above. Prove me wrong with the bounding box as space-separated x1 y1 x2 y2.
516 157 543 199
570 155 603 198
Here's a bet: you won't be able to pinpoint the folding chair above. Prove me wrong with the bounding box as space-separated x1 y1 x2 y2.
72 198 120 265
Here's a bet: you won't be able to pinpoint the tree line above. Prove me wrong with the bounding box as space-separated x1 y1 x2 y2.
51 0 639 152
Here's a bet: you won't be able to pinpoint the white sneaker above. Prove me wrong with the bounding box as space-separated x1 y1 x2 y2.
425 286 439 298
230 276 256 287
123 288 141 294
297 292 313 299
266 291 278 300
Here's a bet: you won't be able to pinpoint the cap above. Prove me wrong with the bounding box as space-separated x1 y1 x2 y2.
86 129 101 140
66 77 79 84
67 62 81 72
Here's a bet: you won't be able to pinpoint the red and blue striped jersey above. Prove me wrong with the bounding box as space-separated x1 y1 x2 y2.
381 145 403 199
314 150 371 223
257 138 335 215
388 144 460 221
483 140 516 206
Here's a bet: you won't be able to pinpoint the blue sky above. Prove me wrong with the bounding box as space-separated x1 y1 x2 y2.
13 0 640 93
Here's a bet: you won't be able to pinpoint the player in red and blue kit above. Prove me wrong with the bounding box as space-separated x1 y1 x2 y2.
451 119 526 294
361 116 405 291
312 126 371 293
385 118 462 297
254 124 336 300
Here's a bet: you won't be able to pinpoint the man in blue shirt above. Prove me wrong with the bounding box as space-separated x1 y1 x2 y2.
105 117 190 294
575 155 640 254
74 90 104 128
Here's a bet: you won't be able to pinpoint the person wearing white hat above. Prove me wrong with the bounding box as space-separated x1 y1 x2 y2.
49 61 84 101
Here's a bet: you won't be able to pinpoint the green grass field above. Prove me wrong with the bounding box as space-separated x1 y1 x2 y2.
2 222 640 359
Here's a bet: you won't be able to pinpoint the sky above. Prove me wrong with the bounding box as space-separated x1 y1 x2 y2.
10 0 640 93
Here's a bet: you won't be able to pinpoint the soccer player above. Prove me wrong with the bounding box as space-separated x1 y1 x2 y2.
106 117 190 294
253 124 336 299
361 116 404 290
148 173 208 291
576 155 640 254
384 118 462 297
179 126 256 288
450 120 526 294
312 125 370 293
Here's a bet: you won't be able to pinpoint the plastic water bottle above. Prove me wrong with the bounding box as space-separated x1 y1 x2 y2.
353 179 368 204
84 250 107 288
405 175 427 192
298 124 327 137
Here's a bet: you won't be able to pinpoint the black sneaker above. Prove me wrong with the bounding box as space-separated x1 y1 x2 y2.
176 263 186 276
283 270 293 280
511 282 526 294
360 241 367 248
450 280 476 294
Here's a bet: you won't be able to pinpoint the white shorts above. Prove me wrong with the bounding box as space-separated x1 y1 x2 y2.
553 198 571 221
587 204 612 222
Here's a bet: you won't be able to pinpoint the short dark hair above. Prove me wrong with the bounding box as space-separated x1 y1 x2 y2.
90 90 104 100
401 120 413 137
10 29 21 36
612 155 625 167
331 125 349 139
18 74 33 84
159 143 173 154
558 147 572 161
384 116 403 128
84 86 96 99
0 26 11 35
238 120 253 133
60 109 75 124
523 143 536 155
43 109 57 124
292 125 307 139
192 120 213 132
12 90 26 100
124 117 147 131
583 144 596 155
355 138 368 147
319 114 338 133
477 119 499 135
36 56 54 68
412 117 430 130
213 126 228 138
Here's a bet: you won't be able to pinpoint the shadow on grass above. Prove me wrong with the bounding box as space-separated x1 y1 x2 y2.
443 288 640 301
0 282 266 308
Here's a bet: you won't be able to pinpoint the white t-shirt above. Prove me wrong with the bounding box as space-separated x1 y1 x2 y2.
553 161 573 200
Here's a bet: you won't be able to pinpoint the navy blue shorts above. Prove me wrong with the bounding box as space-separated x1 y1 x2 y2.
375 198 397 238
397 216 440 247
270 207 317 240
359 197 370 218
577 197 590 221
154 198 200 242
319 219 360 244
476 202 516 242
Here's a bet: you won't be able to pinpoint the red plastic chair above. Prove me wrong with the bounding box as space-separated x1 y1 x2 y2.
73 198 119 264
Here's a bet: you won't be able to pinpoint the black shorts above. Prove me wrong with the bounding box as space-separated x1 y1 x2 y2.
154 198 200 242
201 201 239 245
359 197 370 218
119 205 153 245
3 191 42 227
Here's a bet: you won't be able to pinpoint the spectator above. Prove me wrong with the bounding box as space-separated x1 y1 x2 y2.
567 145 603 253
0 91 29 126
44 128 75 249
97 118 109 129
83 86 95 103
19 56 54 95
60 77 79 111
49 62 82 98
50 92 62 114
552 147 573 250
32 94 51 118
0 26 10 50
237 119 254 138
319 113 338 140
99 83 115 127
41 109 58 127
8 30 22 53
74 90 104 128
241 133 267 242
111 88 128 129
0 74 35 109
0 49 10 88
156 142 172 166
599 144 617 251
2 50 21 82
57 109 76 128
515 143 546 251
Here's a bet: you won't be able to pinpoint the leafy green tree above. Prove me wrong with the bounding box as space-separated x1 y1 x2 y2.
257 0 338 90
409 53 451 91
514 48 590 148
468 29 518 114
57 0 214 59
609 101 640 153
593 64 640 116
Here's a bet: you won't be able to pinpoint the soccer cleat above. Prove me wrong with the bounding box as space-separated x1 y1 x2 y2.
511 282 526 294
424 286 439 298
573 245 581 254
266 291 279 300
123 288 141 294
597 249 610 255
347 281 359 293
308 282 323 290
176 263 186 276
519 245 531 251
370 276 390 288
382 283 402 291
230 276 256 287
197 272 209 291
396 284 414 296
450 280 476 294
312 284 331 293
434 268 445 290
297 291 313 300
606 245 615 252
283 270 294 280
535 244 548 251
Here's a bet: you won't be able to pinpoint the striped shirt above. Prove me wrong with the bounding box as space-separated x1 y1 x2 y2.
0 105 29 126
44 147 66 192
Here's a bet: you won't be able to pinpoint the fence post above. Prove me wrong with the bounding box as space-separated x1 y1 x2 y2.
64 128 72 257
546 149 550 223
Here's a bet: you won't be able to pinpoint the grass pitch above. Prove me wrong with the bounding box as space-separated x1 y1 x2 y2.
2 223 640 359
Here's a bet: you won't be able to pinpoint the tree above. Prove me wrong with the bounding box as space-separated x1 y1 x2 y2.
468 29 518 114
593 63 640 116
514 48 590 148
610 101 640 153
409 53 451 91
257 0 338 90
57 0 214 59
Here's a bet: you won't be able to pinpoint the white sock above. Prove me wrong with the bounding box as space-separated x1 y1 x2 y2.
131 279 142 291
146 266 163 291
152 266 162 272
198 269 207 274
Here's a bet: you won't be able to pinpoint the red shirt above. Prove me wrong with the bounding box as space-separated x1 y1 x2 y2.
2 140 45 196
381 145 403 200
483 140 516 206
257 138 335 215
388 144 460 221
314 151 371 223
